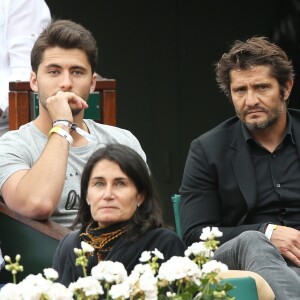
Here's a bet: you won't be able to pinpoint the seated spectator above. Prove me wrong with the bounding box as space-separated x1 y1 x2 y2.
180 36 300 300
0 20 146 227
52 144 186 286
0 0 51 133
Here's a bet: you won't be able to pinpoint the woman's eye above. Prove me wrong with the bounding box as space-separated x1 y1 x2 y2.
95 182 104 187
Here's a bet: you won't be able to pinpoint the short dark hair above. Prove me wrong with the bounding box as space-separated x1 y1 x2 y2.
72 144 164 242
31 19 98 74
215 36 294 101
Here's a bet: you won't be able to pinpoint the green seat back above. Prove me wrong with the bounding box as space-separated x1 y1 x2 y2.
0 213 60 283
221 277 259 300
30 92 101 120
171 194 182 239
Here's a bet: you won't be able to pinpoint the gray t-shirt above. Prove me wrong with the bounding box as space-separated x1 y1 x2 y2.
0 120 146 227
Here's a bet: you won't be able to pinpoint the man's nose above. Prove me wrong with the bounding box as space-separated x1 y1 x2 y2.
245 90 259 107
59 73 72 90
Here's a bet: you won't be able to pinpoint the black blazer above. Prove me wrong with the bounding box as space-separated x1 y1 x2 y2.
180 109 300 246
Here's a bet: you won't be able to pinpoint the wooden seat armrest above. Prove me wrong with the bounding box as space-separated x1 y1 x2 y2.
0 202 70 240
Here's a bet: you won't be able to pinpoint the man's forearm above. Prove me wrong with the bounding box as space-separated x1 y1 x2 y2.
2 134 70 219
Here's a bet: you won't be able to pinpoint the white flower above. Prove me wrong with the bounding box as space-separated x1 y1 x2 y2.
210 227 223 237
68 276 104 296
152 248 164 260
166 291 176 297
46 282 73 300
185 241 214 258
0 283 22 300
16 274 52 300
4 255 11 262
139 250 152 262
200 227 223 241
73 247 81 255
43 268 59 281
128 264 158 300
20 273 50 284
201 260 228 274
81 241 95 253
91 261 128 284
109 278 131 299
129 263 153 286
139 269 158 300
158 256 202 284
18 284 45 300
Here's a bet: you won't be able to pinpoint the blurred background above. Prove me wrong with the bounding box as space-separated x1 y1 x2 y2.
45 0 300 226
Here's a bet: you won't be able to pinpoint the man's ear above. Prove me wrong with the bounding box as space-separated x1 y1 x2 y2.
30 72 39 92
90 73 97 93
283 79 294 101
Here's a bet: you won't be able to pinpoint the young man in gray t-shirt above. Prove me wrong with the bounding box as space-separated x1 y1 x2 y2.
0 20 146 228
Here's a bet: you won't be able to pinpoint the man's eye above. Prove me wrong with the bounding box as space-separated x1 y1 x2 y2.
48 70 58 75
72 70 84 76
233 88 245 95
259 85 268 90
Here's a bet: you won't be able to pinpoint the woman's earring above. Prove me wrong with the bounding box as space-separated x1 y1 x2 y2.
137 203 140 208
87 199 90 205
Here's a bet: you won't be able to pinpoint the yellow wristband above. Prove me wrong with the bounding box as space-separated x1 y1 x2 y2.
48 126 73 144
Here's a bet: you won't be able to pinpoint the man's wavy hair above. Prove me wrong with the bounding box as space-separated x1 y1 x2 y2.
31 19 98 74
72 144 164 242
215 36 294 103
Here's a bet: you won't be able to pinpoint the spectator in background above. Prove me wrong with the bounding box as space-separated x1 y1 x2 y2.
0 0 51 132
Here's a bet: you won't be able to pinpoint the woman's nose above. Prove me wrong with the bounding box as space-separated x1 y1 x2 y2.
103 185 113 199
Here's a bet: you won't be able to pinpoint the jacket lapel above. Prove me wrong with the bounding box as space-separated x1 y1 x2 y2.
229 124 257 217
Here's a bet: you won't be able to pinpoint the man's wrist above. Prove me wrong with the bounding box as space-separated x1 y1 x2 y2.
52 120 72 133
48 126 73 144
265 224 278 240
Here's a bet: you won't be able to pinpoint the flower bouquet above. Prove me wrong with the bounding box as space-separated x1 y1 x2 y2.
0 227 235 300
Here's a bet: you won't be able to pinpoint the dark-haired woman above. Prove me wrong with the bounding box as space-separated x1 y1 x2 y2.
52 144 185 286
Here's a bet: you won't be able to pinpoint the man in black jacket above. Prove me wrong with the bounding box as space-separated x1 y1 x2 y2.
180 37 300 300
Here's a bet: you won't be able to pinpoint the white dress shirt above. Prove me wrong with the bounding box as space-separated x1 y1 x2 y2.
0 0 51 127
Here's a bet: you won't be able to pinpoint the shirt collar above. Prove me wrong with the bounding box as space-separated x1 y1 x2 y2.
241 112 295 145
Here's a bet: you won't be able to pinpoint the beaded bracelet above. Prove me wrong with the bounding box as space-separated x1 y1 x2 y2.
52 119 72 129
